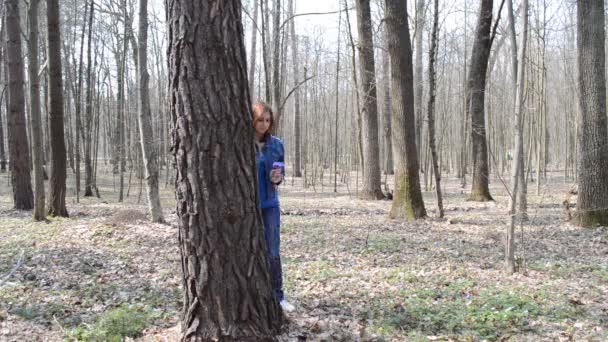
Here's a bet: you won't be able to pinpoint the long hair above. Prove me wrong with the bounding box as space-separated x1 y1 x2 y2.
252 101 274 141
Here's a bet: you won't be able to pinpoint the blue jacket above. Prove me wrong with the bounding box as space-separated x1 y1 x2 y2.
255 135 285 209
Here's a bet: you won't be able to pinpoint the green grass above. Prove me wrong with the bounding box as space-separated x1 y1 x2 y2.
66 305 150 342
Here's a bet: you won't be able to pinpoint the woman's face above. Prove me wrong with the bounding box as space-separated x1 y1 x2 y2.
255 112 272 136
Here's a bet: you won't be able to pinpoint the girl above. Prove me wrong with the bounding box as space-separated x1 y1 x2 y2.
253 101 295 312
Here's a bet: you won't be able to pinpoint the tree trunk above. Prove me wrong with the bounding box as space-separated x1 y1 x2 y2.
167 0 282 339
271 0 282 132
506 0 528 274
386 0 427 219
576 0 608 227
84 0 95 197
427 0 443 218
6 0 34 210
249 0 259 98
356 0 383 200
381 30 393 175
138 0 164 223
0 45 7 173
414 0 425 159
28 0 46 220
290 0 302 178
46 0 69 217
468 0 494 202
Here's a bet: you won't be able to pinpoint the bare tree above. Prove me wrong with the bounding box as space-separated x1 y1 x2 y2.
386 0 427 219
576 0 608 227
167 0 282 339
427 0 443 218
6 0 34 210
47 0 69 217
138 0 164 223
356 0 383 200
506 0 528 274
467 0 497 202
28 0 45 220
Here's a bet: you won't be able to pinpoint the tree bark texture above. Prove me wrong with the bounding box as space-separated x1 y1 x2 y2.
356 0 383 200
385 0 427 219
467 0 494 202
576 0 608 227
6 0 34 210
167 0 282 339
47 0 69 217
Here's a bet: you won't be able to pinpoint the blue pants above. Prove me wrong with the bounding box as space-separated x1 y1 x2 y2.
262 207 284 302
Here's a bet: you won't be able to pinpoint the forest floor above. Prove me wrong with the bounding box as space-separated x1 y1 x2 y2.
0 168 607 341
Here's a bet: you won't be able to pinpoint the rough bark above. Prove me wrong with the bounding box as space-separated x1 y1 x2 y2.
385 0 427 219
467 0 494 202
6 0 34 210
46 0 69 217
0 45 6 173
167 0 282 339
576 0 608 227
138 0 164 223
28 0 46 220
356 0 383 200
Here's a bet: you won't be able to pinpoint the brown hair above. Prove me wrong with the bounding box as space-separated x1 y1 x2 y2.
252 101 274 140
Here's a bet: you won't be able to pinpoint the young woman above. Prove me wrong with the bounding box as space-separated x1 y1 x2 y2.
252 101 295 312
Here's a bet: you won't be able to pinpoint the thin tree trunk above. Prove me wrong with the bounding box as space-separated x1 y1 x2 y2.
138 0 164 223
386 0 427 219
506 0 528 274
47 0 69 217
28 0 45 220
84 0 95 197
381 30 393 175
290 0 302 178
249 0 259 98
427 0 443 218
167 0 282 339
6 0 34 210
414 0 425 159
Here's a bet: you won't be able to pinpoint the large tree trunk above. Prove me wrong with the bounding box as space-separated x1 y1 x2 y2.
467 0 494 202
167 0 282 340
576 0 608 227
28 0 46 220
356 0 383 200
6 0 34 210
46 0 69 217
386 0 427 219
138 0 164 223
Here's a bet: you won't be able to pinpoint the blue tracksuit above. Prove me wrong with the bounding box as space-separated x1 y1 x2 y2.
255 135 285 301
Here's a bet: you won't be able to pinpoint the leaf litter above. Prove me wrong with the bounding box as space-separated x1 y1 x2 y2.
0 174 606 341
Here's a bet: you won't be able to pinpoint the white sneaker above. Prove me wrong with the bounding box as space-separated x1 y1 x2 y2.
280 299 295 312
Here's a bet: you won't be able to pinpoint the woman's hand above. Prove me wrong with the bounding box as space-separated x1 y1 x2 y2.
270 168 283 184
